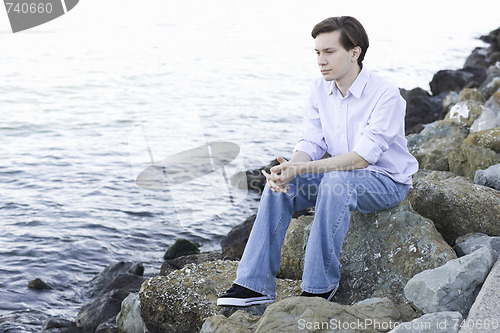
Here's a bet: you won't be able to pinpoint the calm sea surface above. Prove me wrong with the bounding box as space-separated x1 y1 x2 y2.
0 0 498 330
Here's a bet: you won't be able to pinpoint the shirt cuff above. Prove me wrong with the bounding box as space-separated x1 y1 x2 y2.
353 135 384 165
294 140 325 161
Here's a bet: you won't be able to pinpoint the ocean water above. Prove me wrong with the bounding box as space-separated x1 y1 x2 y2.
0 0 498 330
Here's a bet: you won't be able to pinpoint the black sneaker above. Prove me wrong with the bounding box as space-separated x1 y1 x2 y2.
300 284 338 301
217 284 275 306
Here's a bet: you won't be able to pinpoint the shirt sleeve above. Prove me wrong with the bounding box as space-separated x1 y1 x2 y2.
293 88 327 161
353 87 406 164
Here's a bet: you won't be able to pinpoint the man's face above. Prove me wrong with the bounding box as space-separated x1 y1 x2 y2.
315 30 358 82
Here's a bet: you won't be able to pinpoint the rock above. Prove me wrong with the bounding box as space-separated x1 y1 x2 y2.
400 88 445 134
160 252 222 276
443 100 483 127
474 162 500 190
407 121 469 171
406 170 500 245
233 159 281 193
163 238 200 260
76 289 130 332
448 144 500 179
462 127 500 153
459 257 500 333
95 316 118 333
480 77 500 100
429 66 487 96
220 209 312 261
464 47 490 68
388 311 463 333
28 278 53 290
337 205 456 305
139 260 301 333
479 64 500 99
277 215 312 279
41 317 76 331
485 90 500 116
454 233 500 257
203 297 403 333
200 310 260 333
116 293 146 333
403 246 497 316
85 261 144 298
457 88 486 103
220 214 256 260
470 107 499 132
275 205 456 307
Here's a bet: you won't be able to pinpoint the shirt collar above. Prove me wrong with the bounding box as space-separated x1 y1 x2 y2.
326 66 371 98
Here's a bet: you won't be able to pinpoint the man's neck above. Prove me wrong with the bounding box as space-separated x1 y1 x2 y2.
335 65 362 97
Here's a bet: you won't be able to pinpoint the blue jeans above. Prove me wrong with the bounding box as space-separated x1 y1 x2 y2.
234 169 410 296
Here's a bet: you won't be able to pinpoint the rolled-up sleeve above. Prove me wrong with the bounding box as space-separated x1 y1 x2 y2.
294 89 327 161
353 87 405 164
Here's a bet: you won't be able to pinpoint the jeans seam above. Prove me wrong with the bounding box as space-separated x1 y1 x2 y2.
324 184 355 272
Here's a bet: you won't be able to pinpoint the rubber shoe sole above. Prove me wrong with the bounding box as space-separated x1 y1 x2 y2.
217 295 275 306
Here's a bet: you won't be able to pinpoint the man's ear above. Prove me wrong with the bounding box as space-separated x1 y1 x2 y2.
352 46 361 61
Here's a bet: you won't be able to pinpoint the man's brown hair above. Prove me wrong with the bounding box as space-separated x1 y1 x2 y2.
312 16 369 66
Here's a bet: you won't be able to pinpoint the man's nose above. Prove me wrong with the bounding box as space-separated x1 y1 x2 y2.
318 54 327 65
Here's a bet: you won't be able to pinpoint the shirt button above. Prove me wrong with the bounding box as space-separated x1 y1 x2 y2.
342 104 347 108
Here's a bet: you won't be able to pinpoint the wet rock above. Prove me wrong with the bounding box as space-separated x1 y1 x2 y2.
160 251 222 276
406 122 468 171
388 311 463 333
76 289 130 331
163 238 200 260
86 261 144 298
406 170 500 245
41 317 76 331
232 159 280 193
464 47 490 68
474 162 500 190
202 297 403 333
139 260 301 333
116 293 146 333
28 278 53 290
429 66 487 96
95 316 118 333
220 214 256 260
400 88 446 134
404 246 497 316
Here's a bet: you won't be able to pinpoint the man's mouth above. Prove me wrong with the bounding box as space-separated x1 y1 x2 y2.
321 69 331 75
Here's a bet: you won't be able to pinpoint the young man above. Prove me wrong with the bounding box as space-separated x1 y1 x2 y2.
217 16 418 306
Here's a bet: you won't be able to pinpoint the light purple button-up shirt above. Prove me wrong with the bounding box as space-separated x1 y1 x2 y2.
294 67 418 185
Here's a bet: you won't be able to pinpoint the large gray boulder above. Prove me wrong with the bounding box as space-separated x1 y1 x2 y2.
202 297 403 333
337 205 456 305
139 260 301 333
404 246 497 316
406 121 468 171
407 170 500 245
278 205 457 305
